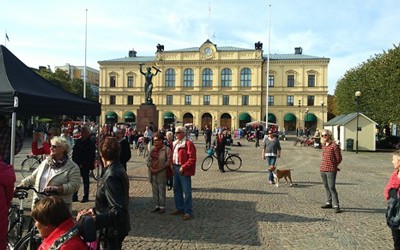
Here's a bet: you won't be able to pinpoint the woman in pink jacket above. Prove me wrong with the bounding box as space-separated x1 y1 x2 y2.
0 157 16 250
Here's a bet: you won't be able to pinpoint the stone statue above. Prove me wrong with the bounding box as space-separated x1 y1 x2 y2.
139 64 161 104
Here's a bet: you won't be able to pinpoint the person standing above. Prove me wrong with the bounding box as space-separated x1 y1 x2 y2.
77 137 130 250
0 155 16 250
147 132 172 214
213 130 227 173
0 115 23 164
115 128 131 171
205 125 212 150
262 130 281 184
255 127 261 148
31 127 60 156
170 126 196 220
319 129 342 213
384 150 400 249
72 126 96 203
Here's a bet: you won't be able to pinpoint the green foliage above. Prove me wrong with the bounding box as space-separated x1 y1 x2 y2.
334 44 400 125
37 68 97 102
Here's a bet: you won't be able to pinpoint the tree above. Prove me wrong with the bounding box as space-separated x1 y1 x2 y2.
334 43 400 125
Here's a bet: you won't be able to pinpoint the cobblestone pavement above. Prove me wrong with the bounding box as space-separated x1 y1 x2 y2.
14 137 394 249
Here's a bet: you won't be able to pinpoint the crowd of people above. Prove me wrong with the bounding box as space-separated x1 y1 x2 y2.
2 113 400 249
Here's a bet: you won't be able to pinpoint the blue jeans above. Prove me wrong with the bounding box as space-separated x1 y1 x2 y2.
173 164 193 215
266 156 277 182
320 171 339 207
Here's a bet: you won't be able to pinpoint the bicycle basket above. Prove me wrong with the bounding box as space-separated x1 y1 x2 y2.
207 148 214 156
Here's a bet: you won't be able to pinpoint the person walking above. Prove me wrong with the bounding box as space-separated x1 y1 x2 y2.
170 126 197 220
147 132 172 214
213 130 227 173
262 130 281 184
384 150 400 249
319 129 342 213
204 125 212 150
115 128 131 171
72 126 96 203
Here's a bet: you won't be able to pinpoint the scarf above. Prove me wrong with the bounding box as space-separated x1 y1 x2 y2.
49 154 68 169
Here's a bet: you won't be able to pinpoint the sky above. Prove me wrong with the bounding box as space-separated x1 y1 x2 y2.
1 0 399 94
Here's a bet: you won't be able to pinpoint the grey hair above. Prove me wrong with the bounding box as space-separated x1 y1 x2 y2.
166 131 173 140
175 126 186 134
321 129 335 141
50 136 70 155
393 150 400 159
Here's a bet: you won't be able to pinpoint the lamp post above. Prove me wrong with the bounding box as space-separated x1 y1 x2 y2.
305 108 309 132
298 100 301 135
320 101 324 129
355 91 362 154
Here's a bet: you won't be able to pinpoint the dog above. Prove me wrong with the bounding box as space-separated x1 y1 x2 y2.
272 168 293 187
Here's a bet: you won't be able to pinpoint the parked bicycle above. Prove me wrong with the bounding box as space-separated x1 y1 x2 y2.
20 154 44 178
201 147 242 171
7 186 50 250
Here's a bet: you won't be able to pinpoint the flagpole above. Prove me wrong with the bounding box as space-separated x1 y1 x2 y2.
265 3 271 127
83 9 88 123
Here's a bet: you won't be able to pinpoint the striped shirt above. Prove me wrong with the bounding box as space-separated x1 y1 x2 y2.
320 141 342 172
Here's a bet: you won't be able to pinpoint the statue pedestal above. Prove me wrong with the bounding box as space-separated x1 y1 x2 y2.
136 104 159 132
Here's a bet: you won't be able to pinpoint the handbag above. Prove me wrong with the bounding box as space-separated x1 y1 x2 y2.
386 188 400 229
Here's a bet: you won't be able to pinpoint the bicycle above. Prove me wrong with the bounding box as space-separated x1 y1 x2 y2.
7 186 49 250
90 149 103 181
20 154 44 178
201 147 242 171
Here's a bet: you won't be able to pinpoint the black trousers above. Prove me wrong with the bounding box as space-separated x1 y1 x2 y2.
73 166 90 199
392 228 400 250
216 149 225 170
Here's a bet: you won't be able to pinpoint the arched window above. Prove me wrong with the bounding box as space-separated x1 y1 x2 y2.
183 68 194 87
221 68 232 87
240 68 251 87
202 68 213 87
165 68 175 87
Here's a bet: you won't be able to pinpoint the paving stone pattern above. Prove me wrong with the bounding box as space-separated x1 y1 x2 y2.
13 137 394 249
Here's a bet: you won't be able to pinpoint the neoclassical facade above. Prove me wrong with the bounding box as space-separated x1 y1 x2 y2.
98 40 329 132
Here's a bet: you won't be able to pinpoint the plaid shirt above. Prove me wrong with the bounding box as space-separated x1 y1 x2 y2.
0 126 23 162
320 141 342 172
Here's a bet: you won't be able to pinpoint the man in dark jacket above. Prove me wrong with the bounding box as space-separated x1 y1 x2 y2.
116 128 131 171
72 126 96 203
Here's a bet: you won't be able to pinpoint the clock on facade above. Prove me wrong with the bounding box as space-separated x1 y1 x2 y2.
204 47 213 56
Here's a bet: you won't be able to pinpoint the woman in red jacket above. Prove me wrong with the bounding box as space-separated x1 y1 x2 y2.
384 150 400 250
32 196 87 250
31 127 60 155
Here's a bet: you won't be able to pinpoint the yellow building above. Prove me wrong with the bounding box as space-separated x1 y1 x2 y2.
98 40 329 132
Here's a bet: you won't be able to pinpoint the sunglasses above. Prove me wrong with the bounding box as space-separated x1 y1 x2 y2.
153 138 159 141
50 144 59 148
322 134 329 137
176 131 182 134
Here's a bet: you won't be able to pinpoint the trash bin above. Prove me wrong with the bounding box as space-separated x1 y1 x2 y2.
346 138 354 151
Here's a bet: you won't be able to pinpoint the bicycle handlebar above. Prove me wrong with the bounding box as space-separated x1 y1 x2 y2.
16 186 54 196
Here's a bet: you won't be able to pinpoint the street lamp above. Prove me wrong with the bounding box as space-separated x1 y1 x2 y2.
320 101 325 128
298 100 301 135
355 91 362 154
305 108 309 131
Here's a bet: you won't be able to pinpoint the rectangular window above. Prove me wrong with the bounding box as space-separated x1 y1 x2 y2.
203 95 210 105
268 96 274 106
110 76 116 87
287 75 294 87
223 95 229 105
307 96 315 106
268 75 274 87
127 95 133 105
127 76 134 88
110 95 116 105
185 95 191 105
287 95 294 106
308 75 315 87
242 95 249 106
166 95 173 105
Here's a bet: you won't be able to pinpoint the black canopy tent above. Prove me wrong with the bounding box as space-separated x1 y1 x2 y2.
0 45 101 164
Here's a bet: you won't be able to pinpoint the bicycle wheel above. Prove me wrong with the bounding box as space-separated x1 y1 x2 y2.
14 230 41 250
225 155 242 171
20 157 40 178
7 206 22 247
201 156 214 171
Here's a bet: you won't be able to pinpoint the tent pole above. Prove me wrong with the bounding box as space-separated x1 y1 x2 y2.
10 112 17 165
